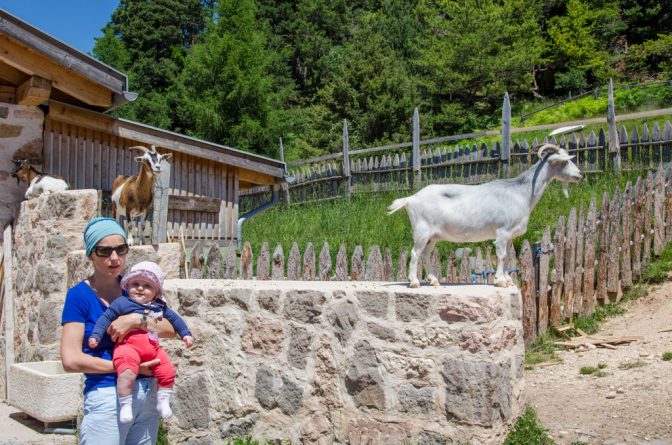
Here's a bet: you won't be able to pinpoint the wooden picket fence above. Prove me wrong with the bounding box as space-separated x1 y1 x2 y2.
194 166 672 345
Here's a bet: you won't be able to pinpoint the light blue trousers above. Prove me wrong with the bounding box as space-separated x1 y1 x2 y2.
80 378 159 445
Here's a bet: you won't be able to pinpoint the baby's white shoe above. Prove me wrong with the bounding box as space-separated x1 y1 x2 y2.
157 388 173 420
119 395 133 424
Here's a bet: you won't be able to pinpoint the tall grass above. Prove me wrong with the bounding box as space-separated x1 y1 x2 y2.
242 169 647 262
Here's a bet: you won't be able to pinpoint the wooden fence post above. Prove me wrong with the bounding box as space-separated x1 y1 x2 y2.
272 244 284 280
412 108 421 189
501 92 511 177
279 138 290 205
563 208 577 319
519 240 536 345
582 198 597 317
621 183 633 288
151 156 171 244
596 193 610 302
257 242 270 280
336 244 348 281
550 215 565 326
632 178 643 280
319 243 332 280
653 166 665 255
537 227 551 335
607 79 621 173
189 240 204 279
206 241 222 279
342 120 352 198
573 206 585 314
642 171 654 267
241 241 253 279
607 189 622 301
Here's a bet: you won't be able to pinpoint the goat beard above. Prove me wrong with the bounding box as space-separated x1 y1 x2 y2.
562 182 569 199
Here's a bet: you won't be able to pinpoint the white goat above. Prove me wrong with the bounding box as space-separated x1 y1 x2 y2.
10 159 69 199
111 145 171 245
388 143 582 288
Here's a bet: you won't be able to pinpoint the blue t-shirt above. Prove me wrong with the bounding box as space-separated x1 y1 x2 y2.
61 280 118 394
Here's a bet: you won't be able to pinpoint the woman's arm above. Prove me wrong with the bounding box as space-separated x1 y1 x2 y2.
107 313 176 342
60 322 115 374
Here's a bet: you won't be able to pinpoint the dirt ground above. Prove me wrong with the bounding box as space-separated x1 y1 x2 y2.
525 280 672 445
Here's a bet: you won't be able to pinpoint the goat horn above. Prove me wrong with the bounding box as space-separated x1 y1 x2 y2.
537 143 560 160
129 145 149 153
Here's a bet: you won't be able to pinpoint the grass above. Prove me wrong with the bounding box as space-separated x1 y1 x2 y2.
618 360 647 370
662 352 672 361
242 168 648 264
503 405 555 445
579 366 608 377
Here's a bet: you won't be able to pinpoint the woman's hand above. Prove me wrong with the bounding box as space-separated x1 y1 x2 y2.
138 358 160 377
107 313 141 342
88 337 99 348
183 336 194 348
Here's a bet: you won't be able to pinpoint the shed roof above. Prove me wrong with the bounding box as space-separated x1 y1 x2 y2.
1 9 287 187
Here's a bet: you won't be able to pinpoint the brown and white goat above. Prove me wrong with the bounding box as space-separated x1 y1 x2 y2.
10 159 69 199
111 145 171 245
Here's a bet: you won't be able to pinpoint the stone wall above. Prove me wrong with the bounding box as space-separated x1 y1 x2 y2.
5 190 525 444
160 280 525 445
1 189 182 395
0 103 44 242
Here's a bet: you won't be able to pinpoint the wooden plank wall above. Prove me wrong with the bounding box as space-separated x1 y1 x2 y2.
204 167 672 346
42 118 238 242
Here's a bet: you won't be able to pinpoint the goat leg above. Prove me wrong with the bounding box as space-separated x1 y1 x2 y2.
494 235 512 287
423 239 440 286
408 236 429 288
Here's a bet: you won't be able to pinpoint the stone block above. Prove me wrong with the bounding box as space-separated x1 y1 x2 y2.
173 372 210 429
356 290 389 318
257 289 282 313
288 324 313 369
241 317 284 356
395 292 431 321
328 301 358 345
441 358 514 426
7 361 82 423
283 290 326 323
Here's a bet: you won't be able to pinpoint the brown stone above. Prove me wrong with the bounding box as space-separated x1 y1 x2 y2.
241 316 284 356
0 123 22 138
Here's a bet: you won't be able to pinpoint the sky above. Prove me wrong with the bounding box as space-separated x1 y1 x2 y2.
0 0 119 55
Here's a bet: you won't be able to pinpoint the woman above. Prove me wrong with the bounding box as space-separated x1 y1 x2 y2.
60 217 175 445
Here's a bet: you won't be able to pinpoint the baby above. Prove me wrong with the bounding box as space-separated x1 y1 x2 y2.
88 261 193 423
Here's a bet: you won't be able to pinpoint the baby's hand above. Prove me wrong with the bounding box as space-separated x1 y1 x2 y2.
88 337 99 348
183 336 194 348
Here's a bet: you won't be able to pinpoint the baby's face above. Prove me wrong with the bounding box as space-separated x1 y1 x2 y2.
127 279 158 305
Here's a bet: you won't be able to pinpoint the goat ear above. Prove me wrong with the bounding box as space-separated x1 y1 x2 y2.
135 156 144 162
548 153 574 163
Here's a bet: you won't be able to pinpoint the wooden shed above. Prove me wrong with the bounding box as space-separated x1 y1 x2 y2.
0 9 286 243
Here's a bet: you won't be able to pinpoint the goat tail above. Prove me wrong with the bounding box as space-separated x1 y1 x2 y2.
387 197 409 215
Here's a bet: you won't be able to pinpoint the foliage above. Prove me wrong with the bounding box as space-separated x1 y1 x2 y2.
662 352 672 361
525 333 561 368
642 242 672 283
502 405 555 445
546 0 625 89
176 0 294 157
92 1 672 158
579 366 608 376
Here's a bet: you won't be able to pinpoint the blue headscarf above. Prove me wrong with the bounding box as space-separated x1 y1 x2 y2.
84 217 127 256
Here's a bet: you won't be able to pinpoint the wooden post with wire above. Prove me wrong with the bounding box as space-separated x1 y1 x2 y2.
180 227 189 278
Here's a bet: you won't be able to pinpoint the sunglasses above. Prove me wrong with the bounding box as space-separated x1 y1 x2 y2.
93 244 130 257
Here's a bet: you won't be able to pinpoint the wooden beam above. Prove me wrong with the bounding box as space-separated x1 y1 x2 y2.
0 85 15 104
16 75 51 106
238 168 276 186
0 62 25 84
0 36 113 107
168 195 222 213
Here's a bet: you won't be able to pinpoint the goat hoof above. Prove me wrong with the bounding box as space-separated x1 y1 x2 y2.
493 278 508 288
431 280 441 287
409 281 421 289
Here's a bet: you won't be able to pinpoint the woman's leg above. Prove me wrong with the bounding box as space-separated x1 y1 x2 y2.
79 386 122 445
122 378 159 445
